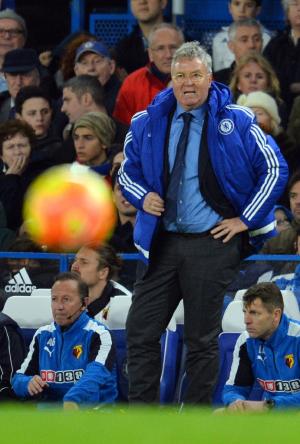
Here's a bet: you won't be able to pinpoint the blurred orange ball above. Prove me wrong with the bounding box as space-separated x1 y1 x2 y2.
23 166 117 252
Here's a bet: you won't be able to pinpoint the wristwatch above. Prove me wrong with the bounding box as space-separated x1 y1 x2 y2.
265 399 275 410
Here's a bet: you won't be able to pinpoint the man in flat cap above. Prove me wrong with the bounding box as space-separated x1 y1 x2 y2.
0 48 40 123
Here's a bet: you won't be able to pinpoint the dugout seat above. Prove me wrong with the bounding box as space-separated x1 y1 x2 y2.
106 295 179 403
233 289 300 322
222 300 245 332
174 332 263 405
213 332 263 405
2 295 52 347
31 288 51 297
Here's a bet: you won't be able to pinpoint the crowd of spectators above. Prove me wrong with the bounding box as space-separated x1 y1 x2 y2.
0 0 300 409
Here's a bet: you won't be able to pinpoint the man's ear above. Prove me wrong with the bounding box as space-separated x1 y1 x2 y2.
109 59 116 75
98 266 109 281
274 307 282 323
81 91 93 106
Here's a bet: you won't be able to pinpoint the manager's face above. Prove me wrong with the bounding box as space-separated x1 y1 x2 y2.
171 57 212 111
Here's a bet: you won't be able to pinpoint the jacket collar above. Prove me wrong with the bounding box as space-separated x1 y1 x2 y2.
262 313 289 348
55 311 90 334
146 81 233 120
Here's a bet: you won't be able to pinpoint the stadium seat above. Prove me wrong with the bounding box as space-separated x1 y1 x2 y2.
213 332 263 405
105 295 132 329
213 332 240 405
173 333 243 405
2 295 52 347
257 270 273 283
175 332 263 406
172 300 184 325
106 296 179 403
31 288 51 297
222 300 245 332
111 280 132 296
233 289 300 321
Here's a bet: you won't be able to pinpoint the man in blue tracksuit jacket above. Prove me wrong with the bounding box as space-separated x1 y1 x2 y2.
223 282 300 411
12 272 118 408
118 42 288 404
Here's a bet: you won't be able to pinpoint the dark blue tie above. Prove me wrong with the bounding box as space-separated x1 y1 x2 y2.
164 112 192 223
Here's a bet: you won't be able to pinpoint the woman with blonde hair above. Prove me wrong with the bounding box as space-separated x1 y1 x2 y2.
229 52 287 126
229 52 281 101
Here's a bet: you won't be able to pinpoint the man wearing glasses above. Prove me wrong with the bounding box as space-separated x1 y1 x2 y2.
113 22 184 125
118 41 288 405
0 8 27 93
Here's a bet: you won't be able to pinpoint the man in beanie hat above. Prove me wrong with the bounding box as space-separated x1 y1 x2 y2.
0 9 27 93
72 111 116 177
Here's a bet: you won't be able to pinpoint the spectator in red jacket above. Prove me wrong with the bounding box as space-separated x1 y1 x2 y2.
113 22 184 126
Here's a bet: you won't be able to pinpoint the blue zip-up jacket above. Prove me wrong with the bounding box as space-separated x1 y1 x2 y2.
118 82 288 259
12 312 118 405
223 314 300 408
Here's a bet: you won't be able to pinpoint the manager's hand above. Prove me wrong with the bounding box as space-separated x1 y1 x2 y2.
211 217 248 243
143 192 165 216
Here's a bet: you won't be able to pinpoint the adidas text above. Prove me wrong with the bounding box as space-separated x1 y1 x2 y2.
5 283 36 293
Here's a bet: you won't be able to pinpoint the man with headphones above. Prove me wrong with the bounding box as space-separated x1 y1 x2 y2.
12 272 118 409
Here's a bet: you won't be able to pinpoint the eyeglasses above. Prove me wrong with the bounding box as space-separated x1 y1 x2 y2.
172 72 209 85
0 28 24 37
150 45 178 55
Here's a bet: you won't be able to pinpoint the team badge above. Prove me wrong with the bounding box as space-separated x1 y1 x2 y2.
285 354 294 368
73 345 83 359
83 41 94 49
218 119 234 135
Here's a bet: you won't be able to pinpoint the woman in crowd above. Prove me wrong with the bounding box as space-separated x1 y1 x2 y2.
229 52 288 127
0 120 47 232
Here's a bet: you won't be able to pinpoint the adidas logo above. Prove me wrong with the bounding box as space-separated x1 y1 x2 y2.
5 267 37 294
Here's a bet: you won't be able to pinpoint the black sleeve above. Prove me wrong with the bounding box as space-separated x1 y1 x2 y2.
0 326 26 399
233 342 254 387
22 335 40 377
88 331 116 373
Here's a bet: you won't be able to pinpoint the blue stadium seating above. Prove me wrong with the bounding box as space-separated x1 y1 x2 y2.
88 0 285 48
111 327 179 403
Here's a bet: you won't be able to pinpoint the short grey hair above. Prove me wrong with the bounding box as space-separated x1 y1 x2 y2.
171 41 212 74
228 18 262 42
281 0 296 14
148 22 184 47
0 8 27 40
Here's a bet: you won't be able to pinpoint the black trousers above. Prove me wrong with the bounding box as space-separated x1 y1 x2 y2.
126 232 242 404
